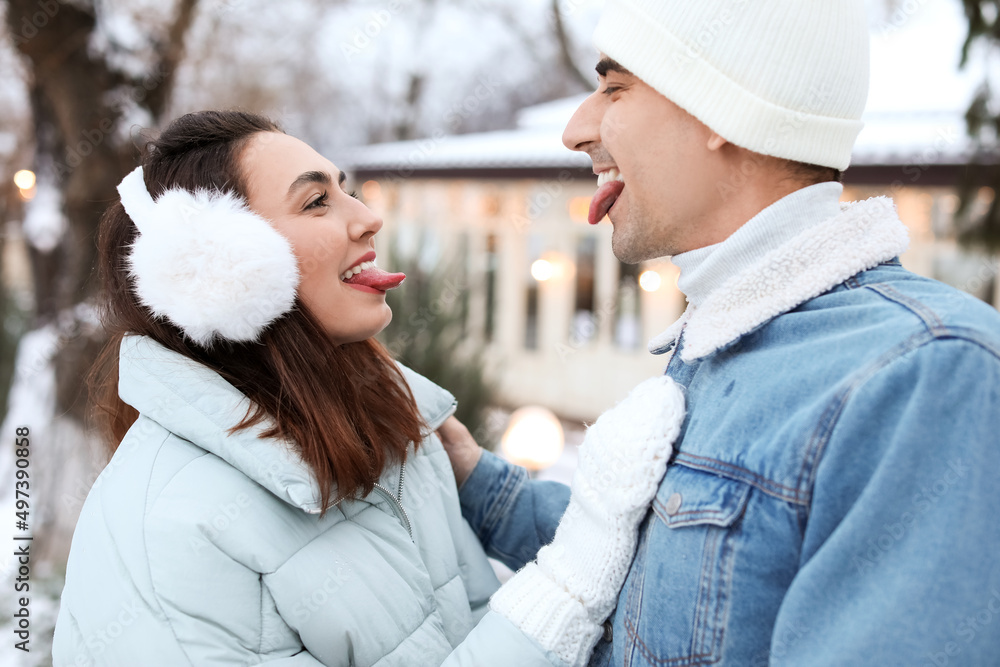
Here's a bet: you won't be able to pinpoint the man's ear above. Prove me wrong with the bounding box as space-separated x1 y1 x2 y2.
707 133 728 151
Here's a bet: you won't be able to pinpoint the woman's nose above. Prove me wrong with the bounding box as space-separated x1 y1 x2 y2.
351 199 384 241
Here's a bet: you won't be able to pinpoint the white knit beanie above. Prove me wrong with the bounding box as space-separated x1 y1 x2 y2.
593 0 870 170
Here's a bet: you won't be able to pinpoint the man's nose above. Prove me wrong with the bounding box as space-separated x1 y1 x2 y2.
562 92 603 152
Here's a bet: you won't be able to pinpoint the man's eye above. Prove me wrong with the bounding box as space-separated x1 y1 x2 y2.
603 85 621 96
305 191 329 210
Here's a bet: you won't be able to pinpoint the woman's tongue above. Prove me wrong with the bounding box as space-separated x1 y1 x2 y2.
589 180 625 225
344 266 406 291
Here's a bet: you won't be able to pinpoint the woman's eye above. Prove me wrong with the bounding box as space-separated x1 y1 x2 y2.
305 191 329 210
349 190 359 200
603 85 621 96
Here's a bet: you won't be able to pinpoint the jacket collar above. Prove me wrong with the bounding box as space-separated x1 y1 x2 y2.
117 335 456 513
648 196 911 362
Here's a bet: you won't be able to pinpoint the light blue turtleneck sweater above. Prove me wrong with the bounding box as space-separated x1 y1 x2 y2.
672 182 844 307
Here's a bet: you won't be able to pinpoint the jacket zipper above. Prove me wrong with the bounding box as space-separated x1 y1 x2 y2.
371 460 411 538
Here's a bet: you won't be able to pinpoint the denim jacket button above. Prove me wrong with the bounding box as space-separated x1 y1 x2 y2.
602 619 613 642
665 492 683 516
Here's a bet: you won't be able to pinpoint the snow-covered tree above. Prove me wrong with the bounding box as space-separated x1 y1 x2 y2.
956 0 1000 250
1 0 200 570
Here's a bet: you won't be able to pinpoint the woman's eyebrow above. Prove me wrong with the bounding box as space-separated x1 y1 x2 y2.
286 170 345 199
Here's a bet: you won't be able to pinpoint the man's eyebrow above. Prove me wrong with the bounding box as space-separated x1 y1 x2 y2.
286 170 344 198
596 57 632 78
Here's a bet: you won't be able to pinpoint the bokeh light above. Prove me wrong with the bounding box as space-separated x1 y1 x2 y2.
361 180 381 200
639 269 662 292
13 169 35 190
531 259 555 282
501 406 565 472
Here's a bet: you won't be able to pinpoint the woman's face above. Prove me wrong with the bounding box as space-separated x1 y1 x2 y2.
241 132 403 345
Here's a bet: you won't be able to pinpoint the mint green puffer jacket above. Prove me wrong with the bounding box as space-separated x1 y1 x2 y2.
51 334 506 666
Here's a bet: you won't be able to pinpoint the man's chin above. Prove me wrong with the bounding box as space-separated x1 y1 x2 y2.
611 234 647 265
607 213 634 261
612 226 673 264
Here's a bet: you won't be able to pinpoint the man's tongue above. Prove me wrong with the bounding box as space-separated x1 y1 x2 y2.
345 266 406 291
589 180 625 225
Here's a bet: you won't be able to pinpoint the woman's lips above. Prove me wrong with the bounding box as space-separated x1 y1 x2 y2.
589 179 625 225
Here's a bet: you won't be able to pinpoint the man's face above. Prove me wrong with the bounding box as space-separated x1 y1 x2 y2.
562 56 727 261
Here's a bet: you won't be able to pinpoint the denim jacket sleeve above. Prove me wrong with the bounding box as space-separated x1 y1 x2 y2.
457 450 571 571
772 337 1000 664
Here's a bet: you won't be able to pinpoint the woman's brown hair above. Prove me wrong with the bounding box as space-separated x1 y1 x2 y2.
88 110 425 515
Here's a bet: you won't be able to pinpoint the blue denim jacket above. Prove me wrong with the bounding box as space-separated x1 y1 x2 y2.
460 253 1000 665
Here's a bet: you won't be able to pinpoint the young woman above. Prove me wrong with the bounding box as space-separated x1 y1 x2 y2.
50 110 504 666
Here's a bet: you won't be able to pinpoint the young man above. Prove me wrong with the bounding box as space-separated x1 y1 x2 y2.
442 0 1000 665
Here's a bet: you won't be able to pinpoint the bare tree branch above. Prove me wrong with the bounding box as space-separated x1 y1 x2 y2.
550 0 592 91
144 0 199 118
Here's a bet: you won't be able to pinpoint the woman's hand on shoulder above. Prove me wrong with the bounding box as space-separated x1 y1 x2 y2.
436 416 483 488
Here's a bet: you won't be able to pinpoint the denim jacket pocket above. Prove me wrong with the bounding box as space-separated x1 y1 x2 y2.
620 464 751 667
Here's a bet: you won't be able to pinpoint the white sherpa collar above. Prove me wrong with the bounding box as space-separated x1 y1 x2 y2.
648 196 910 362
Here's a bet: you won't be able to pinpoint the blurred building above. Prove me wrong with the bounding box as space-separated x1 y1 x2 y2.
344 87 1000 420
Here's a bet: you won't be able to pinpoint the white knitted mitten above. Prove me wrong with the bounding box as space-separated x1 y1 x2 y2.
489 375 686 666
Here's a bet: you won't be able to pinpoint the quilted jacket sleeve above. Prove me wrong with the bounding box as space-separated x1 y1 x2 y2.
442 611 567 666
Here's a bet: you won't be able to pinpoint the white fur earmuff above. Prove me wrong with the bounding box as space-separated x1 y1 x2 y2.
116 166 300 347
